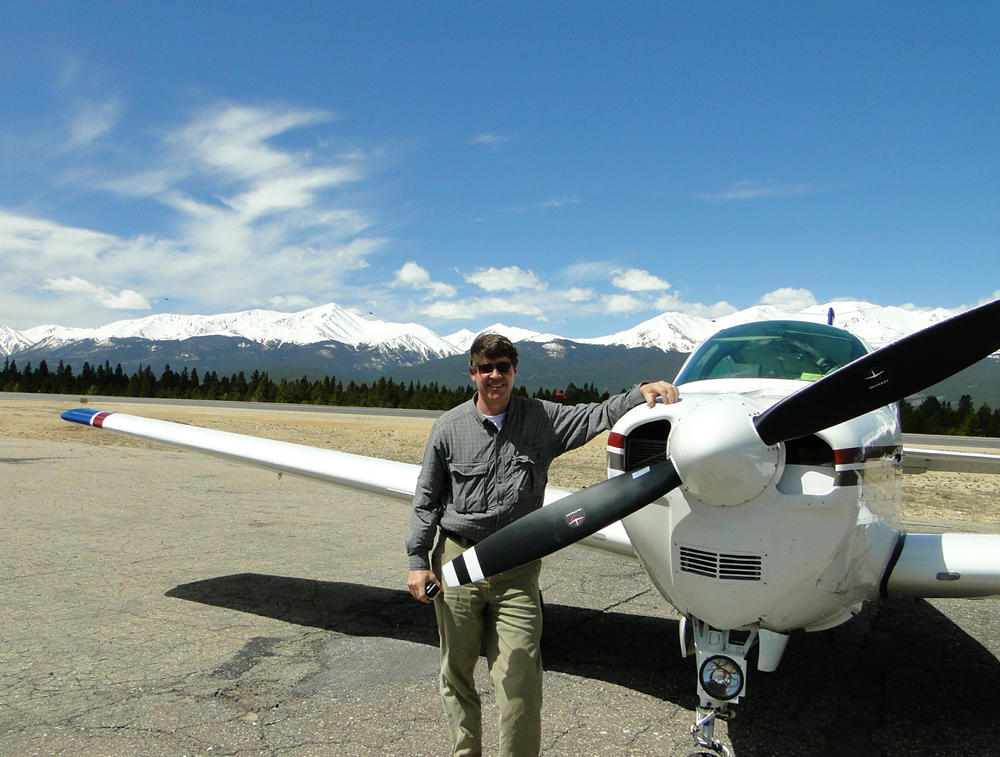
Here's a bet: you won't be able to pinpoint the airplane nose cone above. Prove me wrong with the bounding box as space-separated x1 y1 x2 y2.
668 395 781 507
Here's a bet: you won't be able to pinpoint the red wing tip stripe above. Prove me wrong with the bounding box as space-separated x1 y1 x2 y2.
60 408 115 427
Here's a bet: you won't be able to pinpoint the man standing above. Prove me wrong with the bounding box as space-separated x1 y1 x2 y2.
406 332 678 756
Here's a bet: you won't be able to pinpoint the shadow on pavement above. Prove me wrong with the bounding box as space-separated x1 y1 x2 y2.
166 573 687 700
168 574 1000 756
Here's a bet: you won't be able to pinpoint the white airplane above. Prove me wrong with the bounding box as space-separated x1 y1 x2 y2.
62 297 1000 757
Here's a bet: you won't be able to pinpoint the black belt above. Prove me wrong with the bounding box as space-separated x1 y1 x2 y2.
441 529 478 548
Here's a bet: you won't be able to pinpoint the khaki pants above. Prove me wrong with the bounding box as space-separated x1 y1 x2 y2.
432 534 543 757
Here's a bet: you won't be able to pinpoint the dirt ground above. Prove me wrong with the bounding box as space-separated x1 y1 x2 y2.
3 395 998 532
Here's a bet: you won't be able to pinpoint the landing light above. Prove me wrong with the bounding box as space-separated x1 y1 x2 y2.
699 655 744 701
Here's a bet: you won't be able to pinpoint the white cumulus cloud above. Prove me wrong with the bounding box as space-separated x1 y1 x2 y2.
391 261 457 298
465 266 545 292
758 287 818 311
612 268 671 292
601 293 648 315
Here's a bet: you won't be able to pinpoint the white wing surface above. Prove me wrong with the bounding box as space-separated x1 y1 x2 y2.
62 407 421 502
61 408 636 557
900 447 1000 474
886 533 1000 598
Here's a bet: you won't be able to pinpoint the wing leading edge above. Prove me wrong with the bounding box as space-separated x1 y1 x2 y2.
62 407 421 503
900 446 1000 475
61 408 637 558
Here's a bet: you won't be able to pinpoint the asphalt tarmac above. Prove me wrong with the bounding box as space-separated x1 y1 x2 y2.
3 434 999 756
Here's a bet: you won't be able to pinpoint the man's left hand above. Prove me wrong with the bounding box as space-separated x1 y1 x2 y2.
640 380 680 407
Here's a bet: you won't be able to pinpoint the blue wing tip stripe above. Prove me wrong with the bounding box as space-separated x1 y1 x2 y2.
61 408 108 426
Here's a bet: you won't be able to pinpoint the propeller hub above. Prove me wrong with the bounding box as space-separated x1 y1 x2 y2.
668 395 781 507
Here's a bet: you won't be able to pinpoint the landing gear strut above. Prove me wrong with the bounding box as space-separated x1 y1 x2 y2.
689 706 734 757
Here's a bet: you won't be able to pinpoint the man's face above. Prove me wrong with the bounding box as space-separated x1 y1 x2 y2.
470 353 517 410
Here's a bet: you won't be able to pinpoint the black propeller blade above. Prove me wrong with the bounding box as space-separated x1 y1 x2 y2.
755 297 1000 446
443 460 681 587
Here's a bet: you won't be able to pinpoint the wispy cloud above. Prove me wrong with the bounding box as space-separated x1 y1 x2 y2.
1 100 387 327
422 296 544 321
170 104 333 180
469 133 514 149
43 275 150 310
563 261 615 282
654 294 737 319
66 97 124 149
267 294 315 309
542 196 582 209
0 209 168 323
701 179 817 201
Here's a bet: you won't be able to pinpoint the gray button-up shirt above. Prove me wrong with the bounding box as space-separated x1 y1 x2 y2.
406 385 645 570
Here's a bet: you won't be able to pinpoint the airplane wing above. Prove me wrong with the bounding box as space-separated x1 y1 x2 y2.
61 407 422 502
61 408 636 558
893 441 1000 598
886 533 1000 598
900 446 1000 474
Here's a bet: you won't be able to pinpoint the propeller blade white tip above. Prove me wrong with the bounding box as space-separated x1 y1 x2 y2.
443 561 460 588
442 548 486 587
463 547 485 583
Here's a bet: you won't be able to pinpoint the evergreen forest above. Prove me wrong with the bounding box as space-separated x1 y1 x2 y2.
1 359 610 411
3 358 999 436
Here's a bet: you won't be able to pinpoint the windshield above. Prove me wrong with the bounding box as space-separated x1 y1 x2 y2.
675 321 868 384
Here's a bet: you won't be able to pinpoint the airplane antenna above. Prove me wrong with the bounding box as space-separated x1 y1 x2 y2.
827 307 834 326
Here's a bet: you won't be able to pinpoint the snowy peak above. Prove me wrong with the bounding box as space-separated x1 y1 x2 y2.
17 303 460 360
0 325 31 355
443 323 570 352
579 311 716 353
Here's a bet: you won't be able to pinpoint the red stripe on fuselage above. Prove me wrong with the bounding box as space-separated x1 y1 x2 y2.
834 445 901 466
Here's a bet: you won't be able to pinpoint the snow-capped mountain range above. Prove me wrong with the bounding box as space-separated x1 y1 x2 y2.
0 299 979 360
2 303 454 361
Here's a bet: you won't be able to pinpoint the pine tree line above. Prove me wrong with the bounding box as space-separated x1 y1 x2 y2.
900 394 1000 437
4 358 996 435
1 359 610 411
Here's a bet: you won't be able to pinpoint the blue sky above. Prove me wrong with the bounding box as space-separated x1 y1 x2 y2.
2 2 998 336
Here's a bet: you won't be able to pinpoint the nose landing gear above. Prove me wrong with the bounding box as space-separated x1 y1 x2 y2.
689 706 734 756
680 617 760 757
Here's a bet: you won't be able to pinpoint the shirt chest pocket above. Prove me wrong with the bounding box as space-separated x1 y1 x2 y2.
510 452 545 505
449 460 490 514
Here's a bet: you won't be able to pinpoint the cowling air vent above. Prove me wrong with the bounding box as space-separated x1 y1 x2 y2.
623 420 670 471
679 545 763 581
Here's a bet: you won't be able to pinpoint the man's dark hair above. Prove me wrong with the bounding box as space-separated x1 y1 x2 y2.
469 332 519 372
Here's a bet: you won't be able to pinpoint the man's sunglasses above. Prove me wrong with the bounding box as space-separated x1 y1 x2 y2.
475 360 513 375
